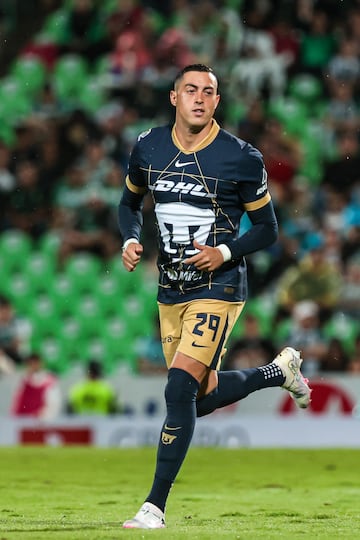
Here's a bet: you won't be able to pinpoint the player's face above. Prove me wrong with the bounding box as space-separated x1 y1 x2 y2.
170 71 220 132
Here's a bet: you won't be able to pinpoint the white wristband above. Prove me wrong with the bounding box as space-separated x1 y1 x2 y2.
122 238 139 252
216 243 232 262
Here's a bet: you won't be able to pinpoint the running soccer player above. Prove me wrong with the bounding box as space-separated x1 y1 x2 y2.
119 64 311 529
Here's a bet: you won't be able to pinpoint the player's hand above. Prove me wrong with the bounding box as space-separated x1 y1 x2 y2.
122 242 143 272
183 240 225 272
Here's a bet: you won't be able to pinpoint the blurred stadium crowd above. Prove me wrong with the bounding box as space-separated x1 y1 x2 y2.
0 0 359 378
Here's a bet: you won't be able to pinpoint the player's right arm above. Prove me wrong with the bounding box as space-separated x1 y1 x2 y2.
118 142 147 271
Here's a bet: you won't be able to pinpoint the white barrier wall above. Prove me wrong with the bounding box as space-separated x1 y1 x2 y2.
0 416 359 448
0 370 359 447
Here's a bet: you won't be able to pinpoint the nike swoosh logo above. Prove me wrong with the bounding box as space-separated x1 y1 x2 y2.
192 341 208 348
175 159 195 168
164 425 182 431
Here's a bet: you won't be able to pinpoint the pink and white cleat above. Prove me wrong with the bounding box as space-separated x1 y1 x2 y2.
273 347 312 409
123 502 166 529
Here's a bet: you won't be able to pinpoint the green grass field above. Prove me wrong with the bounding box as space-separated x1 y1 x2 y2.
0 447 359 539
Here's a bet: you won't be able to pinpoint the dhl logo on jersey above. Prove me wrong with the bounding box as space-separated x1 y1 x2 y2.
149 180 215 198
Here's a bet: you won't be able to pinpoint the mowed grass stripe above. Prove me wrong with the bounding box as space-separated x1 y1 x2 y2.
0 447 359 539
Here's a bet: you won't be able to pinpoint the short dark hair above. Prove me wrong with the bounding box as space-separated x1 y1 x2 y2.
25 353 41 363
0 294 10 307
174 64 218 89
87 360 102 378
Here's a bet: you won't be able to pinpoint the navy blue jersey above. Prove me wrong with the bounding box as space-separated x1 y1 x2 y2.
124 120 273 304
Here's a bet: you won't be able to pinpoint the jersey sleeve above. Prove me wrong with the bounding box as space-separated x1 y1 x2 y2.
238 144 271 212
224 142 278 260
118 139 148 243
126 140 148 196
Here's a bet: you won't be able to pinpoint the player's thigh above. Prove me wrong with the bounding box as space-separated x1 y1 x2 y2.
158 300 245 369
158 302 186 368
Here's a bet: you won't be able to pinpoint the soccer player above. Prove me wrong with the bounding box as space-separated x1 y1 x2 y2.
118 64 311 529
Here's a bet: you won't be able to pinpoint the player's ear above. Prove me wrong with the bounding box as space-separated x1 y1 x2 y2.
214 94 221 109
170 90 177 107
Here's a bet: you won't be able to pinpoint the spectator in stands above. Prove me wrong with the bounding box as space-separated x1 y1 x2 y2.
236 98 266 146
135 315 167 375
267 14 301 76
338 255 360 319
228 5 289 102
276 232 342 321
0 350 14 375
320 337 350 372
76 134 119 188
253 233 299 294
95 101 130 170
298 8 337 77
321 129 360 199
176 0 224 67
224 313 276 370
11 352 62 419
0 141 15 231
344 6 360 46
347 333 360 373
256 117 302 204
325 37 360 88
54 159 120 266
6 159 51 240
57 0 105 63
281 300 328 376
67 359 118 415
322 81 360 145
108 29 152 90
0 294 31 366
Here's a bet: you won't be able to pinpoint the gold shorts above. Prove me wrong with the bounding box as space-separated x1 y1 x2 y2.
158 299 245 370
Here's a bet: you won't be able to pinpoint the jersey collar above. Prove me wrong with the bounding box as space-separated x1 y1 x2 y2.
171 119 220 154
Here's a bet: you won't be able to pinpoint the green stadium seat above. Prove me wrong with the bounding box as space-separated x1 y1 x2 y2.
324 314 359 355
95 273 122 314
74 294 104 336
52 54 89 103
0 230 32 269
39 336 70 374
10 55 47 98
77 76 107 114
273 318 292 347
30 294 61 336
107 256 143 295
288 73 323 104
49 273 80 316
38 231 61 259
120 294 153 337
101 316 138 370
94 54 111 77
41 9 69 45
267 97 309 136
64 253 102 293
0 121 16 145
0 78 32 125
56 316 85 358
2 272 35 313
244 297 274 336
23 251 56 293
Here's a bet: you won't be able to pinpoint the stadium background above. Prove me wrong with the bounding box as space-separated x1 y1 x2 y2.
0 0 359 428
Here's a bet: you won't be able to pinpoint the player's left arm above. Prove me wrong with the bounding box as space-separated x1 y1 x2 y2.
226 199 278 260
226 144 278 261
184 201 278 271
185 146 278 270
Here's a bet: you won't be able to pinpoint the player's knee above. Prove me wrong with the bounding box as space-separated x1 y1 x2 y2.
165 368 199 404
196 387 219 417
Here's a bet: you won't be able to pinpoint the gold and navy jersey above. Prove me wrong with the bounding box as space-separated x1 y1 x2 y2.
125 120 273 304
